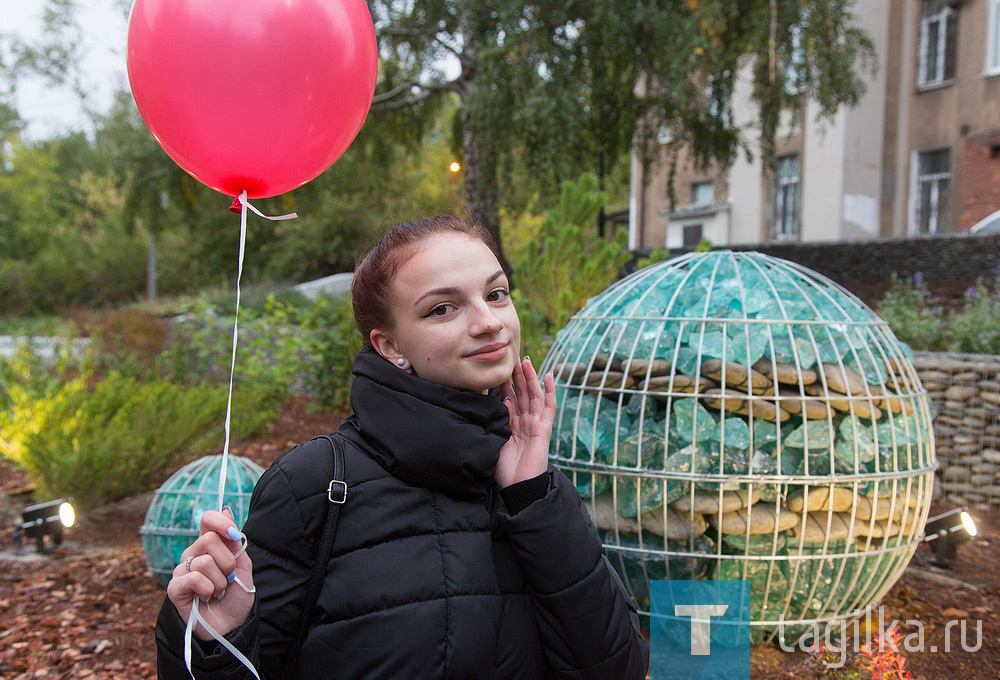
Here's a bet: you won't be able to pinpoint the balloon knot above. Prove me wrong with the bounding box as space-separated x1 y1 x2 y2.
229 197 242 213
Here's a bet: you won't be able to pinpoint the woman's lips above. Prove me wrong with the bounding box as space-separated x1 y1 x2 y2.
466 343 509 362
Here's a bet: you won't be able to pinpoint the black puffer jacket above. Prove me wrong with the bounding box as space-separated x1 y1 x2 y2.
156 348 649 679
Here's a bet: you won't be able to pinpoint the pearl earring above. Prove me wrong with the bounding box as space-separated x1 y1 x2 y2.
396 358 406 366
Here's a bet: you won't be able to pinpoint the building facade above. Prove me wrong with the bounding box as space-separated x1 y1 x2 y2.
629 0 1000 250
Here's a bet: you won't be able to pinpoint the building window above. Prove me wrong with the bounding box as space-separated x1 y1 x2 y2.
682 224 703 249
988 0 1000 74
692 181 715 205
774 155 800 240
915 149 950 233
918 1 957 87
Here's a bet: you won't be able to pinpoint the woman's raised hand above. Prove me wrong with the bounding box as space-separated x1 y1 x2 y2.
496 357 556 489
166 507 255 640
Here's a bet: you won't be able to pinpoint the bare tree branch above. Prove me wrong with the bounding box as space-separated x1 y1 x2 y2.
371 79 421 103
371 77 463 111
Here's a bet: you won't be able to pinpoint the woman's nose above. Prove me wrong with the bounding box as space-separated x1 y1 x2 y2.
470 302 504 334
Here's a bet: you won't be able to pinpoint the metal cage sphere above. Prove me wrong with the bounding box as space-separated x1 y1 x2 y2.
140 455 264 587
539 251 936 645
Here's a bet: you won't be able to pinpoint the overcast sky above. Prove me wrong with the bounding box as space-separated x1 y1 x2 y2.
3 0 129 140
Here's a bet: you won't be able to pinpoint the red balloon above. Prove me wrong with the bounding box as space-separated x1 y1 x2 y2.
127 0 378 198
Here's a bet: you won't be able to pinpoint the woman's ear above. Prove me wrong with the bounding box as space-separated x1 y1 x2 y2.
370 328 409 370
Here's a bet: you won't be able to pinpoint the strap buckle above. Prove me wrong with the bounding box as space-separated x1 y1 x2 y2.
327 479 347 504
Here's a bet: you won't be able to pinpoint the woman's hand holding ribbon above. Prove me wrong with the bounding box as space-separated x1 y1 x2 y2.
167 507 255 640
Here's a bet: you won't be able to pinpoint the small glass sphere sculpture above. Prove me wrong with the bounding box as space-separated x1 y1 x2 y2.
140 454 263 587
539 251 935 644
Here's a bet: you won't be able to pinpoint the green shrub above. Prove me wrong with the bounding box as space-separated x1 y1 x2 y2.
636 248 671 270
948 283 1000 354
876 274 946 351
160 293 360 411
0 372 276 508
513 173 631 359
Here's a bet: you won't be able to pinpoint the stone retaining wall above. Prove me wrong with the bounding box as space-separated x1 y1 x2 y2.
914 351 1000 509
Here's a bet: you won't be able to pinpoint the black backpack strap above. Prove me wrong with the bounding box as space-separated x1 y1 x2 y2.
280 434 346 680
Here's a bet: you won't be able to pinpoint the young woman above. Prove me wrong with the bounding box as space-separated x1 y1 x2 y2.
155 216 650 679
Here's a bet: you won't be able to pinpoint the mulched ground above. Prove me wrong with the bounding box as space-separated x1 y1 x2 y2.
0 397 997 679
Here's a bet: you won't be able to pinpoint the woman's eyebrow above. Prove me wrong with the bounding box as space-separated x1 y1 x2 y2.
413 271 506 308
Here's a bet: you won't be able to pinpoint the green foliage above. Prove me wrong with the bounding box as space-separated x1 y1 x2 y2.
373 0 875 238
694 236 714 252
513 174 630 359
0 371 276 508
875 275 946 351
161 293 361 411
637 248 672 270
876 273 1000 355
948 283 1000 355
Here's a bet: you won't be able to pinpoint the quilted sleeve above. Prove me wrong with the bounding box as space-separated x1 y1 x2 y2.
496 466 650 680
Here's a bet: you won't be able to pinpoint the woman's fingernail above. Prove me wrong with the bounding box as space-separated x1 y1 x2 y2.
227 526 242 541
503 396 511 403
524 355 530 362
222 505 233 516
216 590 226 601
227 571 237 583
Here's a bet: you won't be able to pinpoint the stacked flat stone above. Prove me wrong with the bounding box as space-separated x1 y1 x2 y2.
914 352 1000 511
540 251 936 646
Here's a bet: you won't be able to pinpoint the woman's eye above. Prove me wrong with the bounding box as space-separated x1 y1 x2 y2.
428 304 454 317
487 287 510 302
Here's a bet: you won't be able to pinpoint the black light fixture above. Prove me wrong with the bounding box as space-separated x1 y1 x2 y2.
12 498 76 555
921 508 977 568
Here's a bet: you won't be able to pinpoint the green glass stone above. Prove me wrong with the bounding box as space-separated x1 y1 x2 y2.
612 430 665 468
615 474 665 516
752 419 781 449
664 445 720 475
724 329 770 367
787 541 863 618
770 333 818 368
751 450 779 474
672 399 718 443
670 346 703 376
573 472 612 500
837 416 876 461
623 394 660 430
718 417 751 449
785 422 836 450
723 531 788 554
794 451 854 476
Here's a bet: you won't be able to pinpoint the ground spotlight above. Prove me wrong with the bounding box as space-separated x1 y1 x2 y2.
921 508 977 568
12 498 76 555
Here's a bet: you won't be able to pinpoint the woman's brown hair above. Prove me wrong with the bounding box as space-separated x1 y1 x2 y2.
351 216 498 346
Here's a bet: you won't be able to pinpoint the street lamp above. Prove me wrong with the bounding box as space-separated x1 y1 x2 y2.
449 161 461 173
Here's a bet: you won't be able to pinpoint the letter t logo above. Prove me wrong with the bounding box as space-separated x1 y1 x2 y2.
674 604 730 655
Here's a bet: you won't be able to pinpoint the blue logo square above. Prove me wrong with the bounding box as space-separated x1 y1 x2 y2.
650 580 754 680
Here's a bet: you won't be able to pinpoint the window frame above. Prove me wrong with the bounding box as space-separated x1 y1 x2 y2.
918 0 958 89
912 148 951 234
986 0 1000 76
773 154 801 241
691 181 715 206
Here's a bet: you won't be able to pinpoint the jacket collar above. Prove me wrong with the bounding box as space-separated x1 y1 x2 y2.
348 346 511 499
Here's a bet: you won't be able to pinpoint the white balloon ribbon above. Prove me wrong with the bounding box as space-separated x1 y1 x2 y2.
184 191 296 680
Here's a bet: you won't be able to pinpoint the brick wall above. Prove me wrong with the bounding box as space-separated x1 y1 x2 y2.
959 130 1000 230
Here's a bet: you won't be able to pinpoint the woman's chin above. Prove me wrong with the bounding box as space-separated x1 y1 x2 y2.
459 359 516 393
